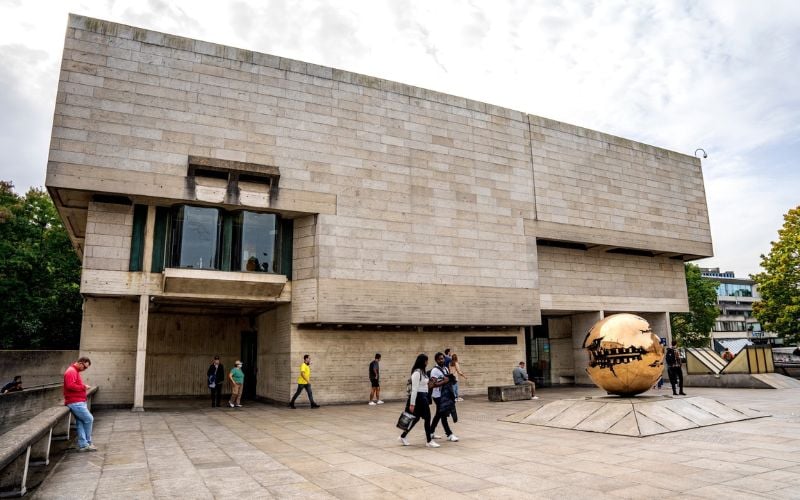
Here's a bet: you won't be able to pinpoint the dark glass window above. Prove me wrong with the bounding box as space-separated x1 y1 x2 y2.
163 205 289 276
169 206 220 270
239 212 277 273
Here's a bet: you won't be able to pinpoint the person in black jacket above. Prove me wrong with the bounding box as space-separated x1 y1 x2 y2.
429 352 459 442
207 356 225 407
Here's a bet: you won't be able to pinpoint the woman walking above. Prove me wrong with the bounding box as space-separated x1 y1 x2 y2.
398 354 439 448
451 353 467 402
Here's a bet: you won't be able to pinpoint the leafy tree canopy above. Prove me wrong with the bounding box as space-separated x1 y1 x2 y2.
752 205 800 345
0 181 82 349
671 263 719 347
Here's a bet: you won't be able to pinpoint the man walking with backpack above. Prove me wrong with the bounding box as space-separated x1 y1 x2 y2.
429 352 459 442
666 340 686 396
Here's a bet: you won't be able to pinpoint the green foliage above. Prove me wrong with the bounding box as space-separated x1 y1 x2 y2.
752 206 800 345
0 182 82 349
670 263 719 347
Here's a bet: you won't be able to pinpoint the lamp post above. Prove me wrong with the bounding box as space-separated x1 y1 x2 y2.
694 148 707 158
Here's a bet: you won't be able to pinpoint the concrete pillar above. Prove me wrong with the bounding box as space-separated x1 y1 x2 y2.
133 206 155 412
572 311 604 386
132 294 149 412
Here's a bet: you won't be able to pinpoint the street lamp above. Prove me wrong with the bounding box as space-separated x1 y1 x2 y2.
694 148 708 158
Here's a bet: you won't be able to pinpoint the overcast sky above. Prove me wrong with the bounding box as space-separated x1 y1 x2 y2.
1 0 798 277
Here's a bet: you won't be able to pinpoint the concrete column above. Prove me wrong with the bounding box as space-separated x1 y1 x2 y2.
572 311 604 385
132 294 149 411
142 205 156 273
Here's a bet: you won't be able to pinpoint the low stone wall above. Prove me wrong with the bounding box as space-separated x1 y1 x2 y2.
0 350 78 388
0 384 65 434
683 374 773 389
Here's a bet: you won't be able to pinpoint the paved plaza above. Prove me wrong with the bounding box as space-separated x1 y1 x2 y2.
32 386 800 499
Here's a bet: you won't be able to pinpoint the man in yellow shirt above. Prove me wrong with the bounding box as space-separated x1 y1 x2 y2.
289 354 320 409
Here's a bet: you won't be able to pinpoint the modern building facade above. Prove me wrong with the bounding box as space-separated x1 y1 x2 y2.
700 268 778 348
46 15 713 407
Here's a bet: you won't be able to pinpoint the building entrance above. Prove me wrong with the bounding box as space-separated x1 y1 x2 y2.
526 325 551 387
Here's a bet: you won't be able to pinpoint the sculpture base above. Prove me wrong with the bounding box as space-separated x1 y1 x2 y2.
501 395 768 437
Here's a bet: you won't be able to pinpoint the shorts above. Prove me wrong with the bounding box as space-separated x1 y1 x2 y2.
370 378 380 388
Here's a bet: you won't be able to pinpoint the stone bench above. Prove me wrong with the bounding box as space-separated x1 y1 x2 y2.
488 384 531 402
0 387 97 497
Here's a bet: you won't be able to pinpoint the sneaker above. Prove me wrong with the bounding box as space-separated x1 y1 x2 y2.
79 444 97 452
431 433 443 439
289 403 296 409
376 400 384 404
532 396 539 400
426 440 441 448
447 434 459 442
235 404 242 408
455 397 464 402
229 402 235 407
311 404 321 408
369 401 376 405
398 436 410 446
679 392 687 396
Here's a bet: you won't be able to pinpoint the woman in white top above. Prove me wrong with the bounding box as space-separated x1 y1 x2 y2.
399 353 439 448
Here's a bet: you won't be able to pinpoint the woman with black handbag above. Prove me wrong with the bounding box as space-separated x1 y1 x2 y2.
398 353 439 448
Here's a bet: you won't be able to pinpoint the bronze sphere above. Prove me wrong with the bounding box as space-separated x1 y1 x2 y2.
582 313 665 397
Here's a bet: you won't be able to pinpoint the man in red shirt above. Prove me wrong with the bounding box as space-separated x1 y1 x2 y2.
64 357 96 452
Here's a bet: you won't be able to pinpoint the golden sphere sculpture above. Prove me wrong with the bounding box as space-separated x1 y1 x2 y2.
582 313 665 397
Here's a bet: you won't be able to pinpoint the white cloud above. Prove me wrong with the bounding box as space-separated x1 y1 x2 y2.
0 0 798 276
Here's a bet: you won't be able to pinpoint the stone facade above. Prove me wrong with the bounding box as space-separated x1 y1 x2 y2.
46 15 712 406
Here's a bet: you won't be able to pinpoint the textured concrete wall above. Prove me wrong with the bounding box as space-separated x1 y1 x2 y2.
84 202 133 271
256 305 292 402
144 312 247 397
0 385 64 433
0 350 78 387
79 297 139 404
547 317 575 383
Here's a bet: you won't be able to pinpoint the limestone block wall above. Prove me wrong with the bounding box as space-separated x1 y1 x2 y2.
537 245 688 313
79 297 139 404
144 312 247 397
528 115 712 257
48 15 539 326
83 202 133 271
288 327 525 403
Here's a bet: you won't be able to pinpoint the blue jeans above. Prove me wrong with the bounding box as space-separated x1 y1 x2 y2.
67 402 94 448
453 382 460 398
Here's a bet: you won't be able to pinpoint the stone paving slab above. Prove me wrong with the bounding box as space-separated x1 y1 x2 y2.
30 386 800 499
503 395 769 437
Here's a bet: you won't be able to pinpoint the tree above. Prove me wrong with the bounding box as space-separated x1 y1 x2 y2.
752 205 800 345
671 263 719 347
0 182 82 349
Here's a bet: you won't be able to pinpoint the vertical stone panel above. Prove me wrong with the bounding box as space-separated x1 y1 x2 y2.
79 297 138 404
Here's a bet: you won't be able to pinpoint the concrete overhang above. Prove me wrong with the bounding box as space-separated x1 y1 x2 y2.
162 268 287 299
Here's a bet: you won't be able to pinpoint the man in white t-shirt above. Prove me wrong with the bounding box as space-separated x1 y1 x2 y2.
429 352 459 442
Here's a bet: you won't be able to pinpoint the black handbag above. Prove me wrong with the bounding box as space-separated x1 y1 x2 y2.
396 410 416 431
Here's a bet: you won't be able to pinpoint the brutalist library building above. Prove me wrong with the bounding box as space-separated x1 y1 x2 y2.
46 15 713 408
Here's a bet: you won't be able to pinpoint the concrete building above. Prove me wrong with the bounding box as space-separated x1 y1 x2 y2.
46 15 713 408
700 268 778 349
